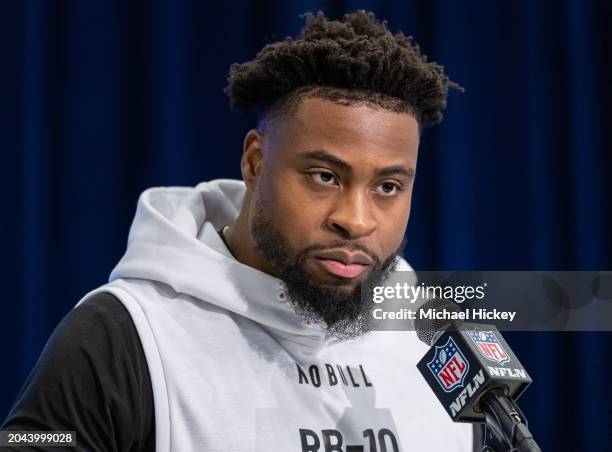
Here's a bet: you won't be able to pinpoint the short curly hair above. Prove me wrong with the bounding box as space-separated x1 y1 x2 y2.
225 10 462 129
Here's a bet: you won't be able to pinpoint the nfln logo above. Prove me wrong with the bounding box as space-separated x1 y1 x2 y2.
427 337 470 392
468 330 510 365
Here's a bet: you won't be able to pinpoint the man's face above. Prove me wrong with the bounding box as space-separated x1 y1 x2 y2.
247 97 420 337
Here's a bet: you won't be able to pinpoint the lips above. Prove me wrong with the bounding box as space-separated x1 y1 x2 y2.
315 258 369 278
313 249 373 279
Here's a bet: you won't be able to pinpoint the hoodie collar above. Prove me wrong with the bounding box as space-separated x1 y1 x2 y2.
110 179 338 349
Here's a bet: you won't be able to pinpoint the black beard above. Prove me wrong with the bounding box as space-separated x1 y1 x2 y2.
250 198 406 340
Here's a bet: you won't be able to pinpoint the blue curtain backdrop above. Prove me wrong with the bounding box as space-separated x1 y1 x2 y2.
1 0 611 449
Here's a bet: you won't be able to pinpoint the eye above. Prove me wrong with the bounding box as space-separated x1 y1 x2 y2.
375 181 403 196
310 170 338 186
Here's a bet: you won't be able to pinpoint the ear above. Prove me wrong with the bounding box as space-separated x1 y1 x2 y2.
241 129 264 192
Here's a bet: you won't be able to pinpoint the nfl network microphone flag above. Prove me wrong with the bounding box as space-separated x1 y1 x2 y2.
417 323 532 422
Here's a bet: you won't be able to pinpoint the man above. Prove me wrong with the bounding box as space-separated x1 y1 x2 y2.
3 10 473 451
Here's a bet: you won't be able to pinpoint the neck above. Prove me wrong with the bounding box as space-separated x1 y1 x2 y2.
223 195 276 277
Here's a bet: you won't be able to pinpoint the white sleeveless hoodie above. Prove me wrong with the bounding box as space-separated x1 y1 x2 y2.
77 179 472 452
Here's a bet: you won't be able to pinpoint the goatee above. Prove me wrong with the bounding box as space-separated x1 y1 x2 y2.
250 198 405 339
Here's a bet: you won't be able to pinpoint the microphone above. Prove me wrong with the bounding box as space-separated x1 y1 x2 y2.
414 299 542 452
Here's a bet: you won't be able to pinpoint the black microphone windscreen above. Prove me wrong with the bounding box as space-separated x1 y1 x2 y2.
414 298 464 346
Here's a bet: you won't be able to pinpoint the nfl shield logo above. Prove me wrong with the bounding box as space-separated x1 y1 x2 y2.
467 330 511 365
427 337 470 393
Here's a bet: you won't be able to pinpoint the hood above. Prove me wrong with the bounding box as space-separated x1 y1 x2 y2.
109 179 412 348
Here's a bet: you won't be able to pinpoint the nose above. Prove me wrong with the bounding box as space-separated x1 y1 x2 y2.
325 188 376 239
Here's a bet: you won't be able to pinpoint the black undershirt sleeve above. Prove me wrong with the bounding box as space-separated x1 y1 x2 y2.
1 292 155 451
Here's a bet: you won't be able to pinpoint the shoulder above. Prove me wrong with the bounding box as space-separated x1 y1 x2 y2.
63 291 134 340
2 291 155 451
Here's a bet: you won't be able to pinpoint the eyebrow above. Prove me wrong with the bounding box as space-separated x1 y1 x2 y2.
378 165 415 178
301 149 415 178
303 149 351 170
